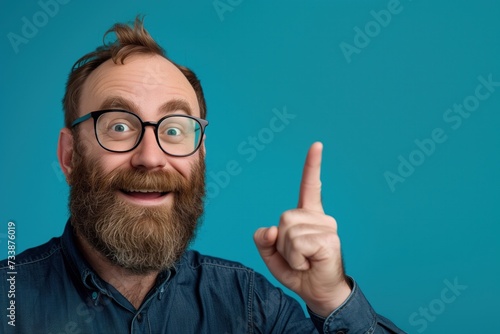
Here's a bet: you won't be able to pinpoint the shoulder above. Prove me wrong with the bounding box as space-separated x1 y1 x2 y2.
0 237 62 271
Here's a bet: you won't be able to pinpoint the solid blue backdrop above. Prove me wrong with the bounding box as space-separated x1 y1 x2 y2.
1 1 499 332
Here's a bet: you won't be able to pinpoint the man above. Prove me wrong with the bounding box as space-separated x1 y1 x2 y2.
1 17 404 333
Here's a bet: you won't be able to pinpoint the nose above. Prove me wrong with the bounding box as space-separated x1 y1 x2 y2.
130 126 169 171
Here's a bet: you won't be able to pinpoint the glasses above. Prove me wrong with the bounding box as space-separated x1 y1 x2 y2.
71 109 208 157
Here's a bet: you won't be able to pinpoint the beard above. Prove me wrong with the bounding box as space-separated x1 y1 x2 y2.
68 141 205 275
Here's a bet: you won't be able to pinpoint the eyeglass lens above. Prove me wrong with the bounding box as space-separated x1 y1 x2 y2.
95 111 202 155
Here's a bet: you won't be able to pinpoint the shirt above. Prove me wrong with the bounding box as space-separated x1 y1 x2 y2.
1 221 405 333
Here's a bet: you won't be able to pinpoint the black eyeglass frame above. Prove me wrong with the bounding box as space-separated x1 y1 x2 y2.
71 109 209 157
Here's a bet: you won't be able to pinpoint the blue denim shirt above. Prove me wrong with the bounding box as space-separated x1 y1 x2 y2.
1 221 404 333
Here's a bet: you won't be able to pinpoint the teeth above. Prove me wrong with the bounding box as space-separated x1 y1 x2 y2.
125 189 164 193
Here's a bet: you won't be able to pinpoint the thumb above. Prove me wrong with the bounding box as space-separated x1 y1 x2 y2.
253 226 278 259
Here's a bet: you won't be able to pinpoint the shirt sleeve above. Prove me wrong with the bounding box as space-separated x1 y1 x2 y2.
307 277 406 334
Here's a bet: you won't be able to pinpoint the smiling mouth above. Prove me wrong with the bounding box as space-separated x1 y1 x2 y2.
120 189 170 200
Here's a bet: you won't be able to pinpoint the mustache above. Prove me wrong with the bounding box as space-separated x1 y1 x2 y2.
106 168 188 193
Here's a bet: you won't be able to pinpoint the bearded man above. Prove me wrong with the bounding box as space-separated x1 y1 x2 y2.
0 17 404 333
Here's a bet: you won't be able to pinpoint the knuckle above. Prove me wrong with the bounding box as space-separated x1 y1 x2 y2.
279 210 296 227
285 224 304 240
325 235 340 247
324 215 338 228
323 234 341 252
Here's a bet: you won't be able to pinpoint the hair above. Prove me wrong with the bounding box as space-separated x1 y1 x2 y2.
62 16 206 128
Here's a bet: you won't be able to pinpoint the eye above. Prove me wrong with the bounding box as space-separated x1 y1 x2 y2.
166 127 182 136
111 123 130 132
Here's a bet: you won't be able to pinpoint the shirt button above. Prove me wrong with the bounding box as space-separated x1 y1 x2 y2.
91 291 98 300
137 313 143 322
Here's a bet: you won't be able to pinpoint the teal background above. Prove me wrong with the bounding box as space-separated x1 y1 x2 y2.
1 0 499 332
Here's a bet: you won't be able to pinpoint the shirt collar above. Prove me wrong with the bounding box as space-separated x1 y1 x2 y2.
60 219 177 295
60 219 108 293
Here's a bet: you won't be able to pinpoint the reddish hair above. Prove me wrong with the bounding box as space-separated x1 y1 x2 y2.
62 16 206 128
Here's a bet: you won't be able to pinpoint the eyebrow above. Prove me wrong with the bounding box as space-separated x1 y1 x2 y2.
160 99 193 116
99 96 193 116
99 96 138 112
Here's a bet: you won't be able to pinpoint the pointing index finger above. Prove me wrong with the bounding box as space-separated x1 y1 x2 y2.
297 142 324 213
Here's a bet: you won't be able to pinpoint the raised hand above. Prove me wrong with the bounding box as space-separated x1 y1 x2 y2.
254 142 351 317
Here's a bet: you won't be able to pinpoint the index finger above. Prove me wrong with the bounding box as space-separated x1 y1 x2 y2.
297 142 324 213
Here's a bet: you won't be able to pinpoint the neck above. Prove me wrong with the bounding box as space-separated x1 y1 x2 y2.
76 234 158 309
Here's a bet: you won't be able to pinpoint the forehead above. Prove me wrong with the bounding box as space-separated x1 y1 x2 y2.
79 54 199 117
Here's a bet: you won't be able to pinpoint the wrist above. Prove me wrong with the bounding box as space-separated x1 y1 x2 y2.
307 278 352 317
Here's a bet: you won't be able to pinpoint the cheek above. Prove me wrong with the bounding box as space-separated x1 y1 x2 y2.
83 151 133 175
75 123 100 154
79 121 96 138
169 154 201 179
75 124 130 172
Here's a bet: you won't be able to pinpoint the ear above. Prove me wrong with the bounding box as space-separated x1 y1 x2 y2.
57 128 74 183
